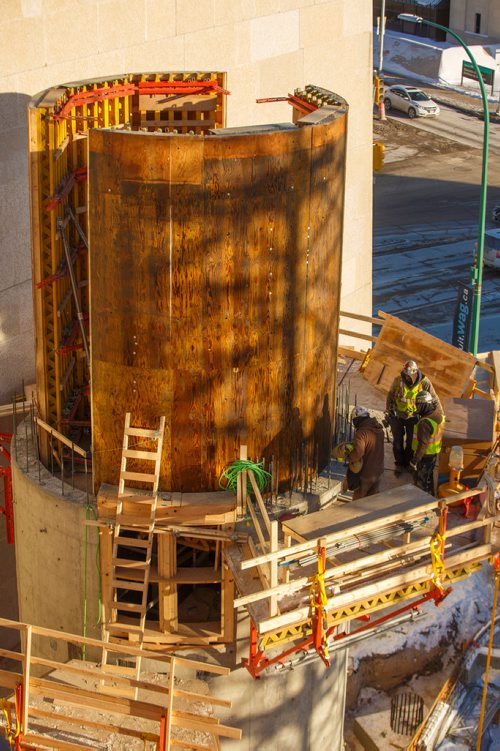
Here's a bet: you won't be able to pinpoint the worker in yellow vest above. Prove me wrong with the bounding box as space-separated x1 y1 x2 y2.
385 360 441 476
409 390 445 496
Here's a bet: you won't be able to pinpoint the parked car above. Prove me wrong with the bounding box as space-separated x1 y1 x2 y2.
384 85 440 119
484 229 500 270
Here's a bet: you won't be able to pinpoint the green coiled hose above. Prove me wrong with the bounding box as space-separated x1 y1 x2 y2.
219 459 271 494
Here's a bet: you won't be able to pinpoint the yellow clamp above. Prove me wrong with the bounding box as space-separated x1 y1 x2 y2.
430 532 446 592
1 697 20 747
310 549 329 659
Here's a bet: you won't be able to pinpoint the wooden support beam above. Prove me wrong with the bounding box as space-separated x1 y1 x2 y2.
340 310 384 325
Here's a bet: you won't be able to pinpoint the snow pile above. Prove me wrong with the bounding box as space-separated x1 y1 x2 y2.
350 563 494 664
376 30 500 97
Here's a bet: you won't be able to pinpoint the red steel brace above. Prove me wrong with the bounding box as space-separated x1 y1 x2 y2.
0 433 14 544
243 586 452 679
46 167 87 212
53 80 230 121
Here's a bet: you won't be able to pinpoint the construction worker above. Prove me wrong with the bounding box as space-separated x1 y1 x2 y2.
347 406 385 500
409 390 445 496
385 360 441 476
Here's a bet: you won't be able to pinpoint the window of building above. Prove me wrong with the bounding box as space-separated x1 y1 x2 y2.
475 13 481 35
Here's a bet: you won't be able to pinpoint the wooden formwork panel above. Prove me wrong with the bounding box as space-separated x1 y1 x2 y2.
28 72 226 458
89 110 348 492
363 312 477 399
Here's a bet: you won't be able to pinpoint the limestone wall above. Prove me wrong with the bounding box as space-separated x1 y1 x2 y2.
0 0 373 403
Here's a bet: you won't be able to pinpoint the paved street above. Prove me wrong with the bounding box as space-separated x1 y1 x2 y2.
385 102 500 156
373 97 500 353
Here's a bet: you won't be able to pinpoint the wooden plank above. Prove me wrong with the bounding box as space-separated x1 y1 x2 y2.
233 536 435 608
122 448 161 460
245 485 484 570
257 544 492 634
337 346 367 362
338 328 377 342
363 312 477 398
27 706 158 743
164 568 222 584
340 310 383 325
158 533 177 633
248 470 272 533
166 657 175 751
121 470 157 483
491 350 500 396
0 618 229 673
36 417 88 457
22 733 91 751
23 624 32 733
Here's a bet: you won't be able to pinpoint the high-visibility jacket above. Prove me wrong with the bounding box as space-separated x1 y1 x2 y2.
412 417 444 456
394 379 424 417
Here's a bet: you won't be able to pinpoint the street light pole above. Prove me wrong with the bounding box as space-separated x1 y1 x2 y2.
378 0 386 75
398 14 490 356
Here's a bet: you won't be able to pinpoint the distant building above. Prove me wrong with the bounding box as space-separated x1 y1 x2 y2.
373 1 451 42
450 0 500 44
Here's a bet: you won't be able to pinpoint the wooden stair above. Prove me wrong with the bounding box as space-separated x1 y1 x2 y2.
101 412 165 698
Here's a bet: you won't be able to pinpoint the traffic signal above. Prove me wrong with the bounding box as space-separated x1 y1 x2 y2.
373 141 385 172
374 75 382 105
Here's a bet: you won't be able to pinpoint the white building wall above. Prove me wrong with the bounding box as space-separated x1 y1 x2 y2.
450 0 500 43
0 0 373 403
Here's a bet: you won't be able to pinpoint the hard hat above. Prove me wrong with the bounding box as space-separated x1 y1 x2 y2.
351 405 370 421
416 390 434 408
402 360 418 376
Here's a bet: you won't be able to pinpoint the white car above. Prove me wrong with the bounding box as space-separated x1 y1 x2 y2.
484 229 500 269
384 85 440 119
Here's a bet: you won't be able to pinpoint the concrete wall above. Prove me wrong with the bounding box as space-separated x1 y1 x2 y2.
450 0 500 44
11 426 100 661
0 0 373 403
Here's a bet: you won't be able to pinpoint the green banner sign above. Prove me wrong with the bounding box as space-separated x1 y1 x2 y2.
462 60 495 87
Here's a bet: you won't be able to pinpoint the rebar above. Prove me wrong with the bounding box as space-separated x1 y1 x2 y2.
281 517 431 568
390 692 424 735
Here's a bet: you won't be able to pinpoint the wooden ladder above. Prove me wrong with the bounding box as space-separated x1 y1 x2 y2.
101 412 165 697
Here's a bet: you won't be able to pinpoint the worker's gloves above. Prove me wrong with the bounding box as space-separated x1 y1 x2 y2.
409 461 418 476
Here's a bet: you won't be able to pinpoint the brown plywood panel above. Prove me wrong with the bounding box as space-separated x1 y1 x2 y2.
363 312 477 399
90 112 348 492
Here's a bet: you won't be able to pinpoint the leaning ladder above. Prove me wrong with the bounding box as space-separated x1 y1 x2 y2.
101 412 166 697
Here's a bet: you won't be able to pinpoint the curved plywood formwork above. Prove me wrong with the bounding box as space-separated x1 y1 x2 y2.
28 72 227 460
89 97 348 492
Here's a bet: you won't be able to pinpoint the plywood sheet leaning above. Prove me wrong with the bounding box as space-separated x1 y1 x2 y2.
363 311 477 399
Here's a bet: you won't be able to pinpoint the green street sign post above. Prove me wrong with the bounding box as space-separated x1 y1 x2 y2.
461 60 495 90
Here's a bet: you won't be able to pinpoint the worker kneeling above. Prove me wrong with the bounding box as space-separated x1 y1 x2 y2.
409 391 445 496
347 406 385 500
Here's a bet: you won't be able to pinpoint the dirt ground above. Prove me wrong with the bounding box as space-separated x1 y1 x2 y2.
373 116 470 163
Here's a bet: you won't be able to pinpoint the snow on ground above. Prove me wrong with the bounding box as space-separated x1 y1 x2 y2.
376 29 500 100
350 563 495 665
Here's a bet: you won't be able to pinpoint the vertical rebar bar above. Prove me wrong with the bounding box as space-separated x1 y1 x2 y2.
35 412 41 484
61 444 65 496
84 456 89 505
12 395 17 463
304 443 309 495
50 432 54 476
71 442 75 490
24 415 29 473
275 458 279 501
